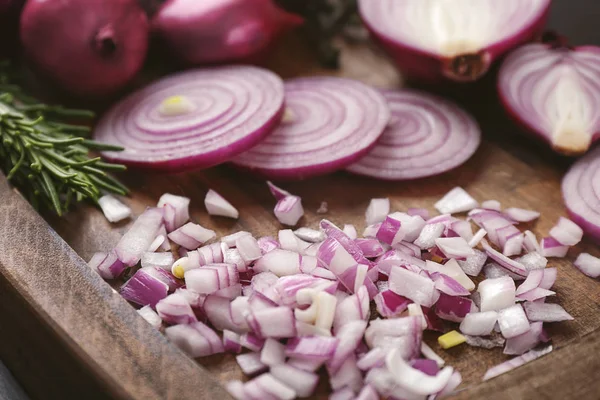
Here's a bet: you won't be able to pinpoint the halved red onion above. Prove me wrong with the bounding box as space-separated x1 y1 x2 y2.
483 345 552 381
348 91 481 180
137 305 162 329
574 253 600 278
235 76 390 179
98 195 132 223
94 66 284 171
478 276 516 312
205 189 239 219
359 0 550 82
523 302 574 322
499 43 600 155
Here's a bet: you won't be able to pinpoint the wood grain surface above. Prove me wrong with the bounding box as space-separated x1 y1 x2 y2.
2 3 600 399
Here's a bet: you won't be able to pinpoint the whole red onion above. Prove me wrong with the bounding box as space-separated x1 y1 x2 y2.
20 0 149 97
152 0 303 65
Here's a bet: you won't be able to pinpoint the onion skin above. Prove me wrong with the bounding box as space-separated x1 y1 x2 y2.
152 0 303 65
20 0 149 97
358 0 550 83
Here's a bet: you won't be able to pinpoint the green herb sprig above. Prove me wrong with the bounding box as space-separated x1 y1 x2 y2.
0 67 128 216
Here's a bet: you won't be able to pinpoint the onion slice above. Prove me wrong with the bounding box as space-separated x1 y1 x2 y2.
235 77 390 179
359 0 550 82
347 91 481 180
205 189 239 219
94 66 285 172
499 43 600 155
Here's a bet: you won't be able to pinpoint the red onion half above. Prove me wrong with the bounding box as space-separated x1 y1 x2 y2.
347 90 481 180
499 43 600 155
94 66 285 172
358 0 550 82
234 77 390 180
152 0 303 65
20 0 149 97
562 146 600 243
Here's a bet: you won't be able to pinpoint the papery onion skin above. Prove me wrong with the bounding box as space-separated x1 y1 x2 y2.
499 43 600 155
562 146 600 244
358 0 550 83
152 0 303 65
94 66 285 172
347 90 481 181
20 0 149 97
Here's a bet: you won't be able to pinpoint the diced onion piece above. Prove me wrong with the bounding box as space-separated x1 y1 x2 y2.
157 193 190 232
574 253 600 278
236 352 268 375
549 217 583 246
223 330 242 354
261 338 286 366
414 223 445 250
459 311 498 336
343 224 358 240
221 231 252 247
457 250 487 276
236 235 262 263
329 320 368 373
141 252 174 270
389 266 437 307
478 276 516 312
523 302 573 322
523 230 541 253
137 305 162 329
503 233 524 257
504 207 540 223
540 237 569 258
481 239 528 277
294 227 326 243
442 259 475 291
251 307 297 338
408 303 428 329
165 321 224 358
98 195 131 223
267 181 292 200
481 200 501 211
205 189 239 219
120 268 169 307
497 304 530 338
270 364 320 398
435 237 475 260
365 198 390 226
285 336 339 361
275 195 304 226
255 249 301 276
386 348 455 395
435 187 478 214
483 345 552 381
156 293 197 325
168 222 216 250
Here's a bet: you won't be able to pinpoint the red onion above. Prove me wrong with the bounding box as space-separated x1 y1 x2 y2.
549 217 584 246
223 330 242 354
523 302 574 322
477 276 516 312
157 193 190 232
348 91 481 180
497 304 530 339
165 321 224 358
270 364 319 398
459 311 498 336
365 198 390 226
499 43 600 155
20 0 148 97
483 345 552 381
236 352 268 376
152 0 303 65
234 77 390 180
358 0 550 82
205 190 239 219
137 305 162 329
503 321 543 355
574 253 600 278
156 292 197 324
94 66 284 172
168 222 215 250
97 195 131 223
562 146 600 243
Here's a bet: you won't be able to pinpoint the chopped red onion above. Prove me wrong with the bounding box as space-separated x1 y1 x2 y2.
257 236 281 255
278 229 309 253
270 364 320 398
435 237 474 260
260 338 286 366
143 266 183 292
168 222 215 250
516 287 556 302
165 321 224 358
343 224 358 240
435 293 472 322
481 240 527 277
386 348 455 396
504 208 540 223
355 384 378 400
365 198 390 226
481 200 501 211
204 189 239 219
236 235 262 264
329 320 368 373
287 357 324 372
414 223 445 250
522 230 541 254
357 348 386 371
222 330 242 354
478 276 516 312
157 194 190 232
362 223 381 239
457 249 487 276
294 228 325 243
355 239 385 258
88 252 108 273
484 345 553 381
459 311 498 336
435 187 478 215
328 355 363 392
540 237 569 258
483 262 524 281
154 224 171 252
141 252 174 270
255 249 301 276
427 259 475 291
333 287 370 331
185 265 232 295
503 233 524 257
516 252 548 271
523 302 573 322
329 387 355 400
549 217 584 246
410 359 440 377
237 352 268 376
374 290 411 318
538 268 557 290
240 332 265 352
275 195 304 227
250 307 297 338
120 268 168 308
515 269 543 296
420 342 445 367
285 336 339 361
432 273 470 296
408 208 429 219
137 305 162 329
365 316 422 350
98 195 131 223
156 292 197 325
376 214 404 245
574 253 600 278
389 266 437 307
497 304 530 339
204 294 239 332
225 380 245 400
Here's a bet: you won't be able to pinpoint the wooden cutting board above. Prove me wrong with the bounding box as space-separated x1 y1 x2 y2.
1 33 600 400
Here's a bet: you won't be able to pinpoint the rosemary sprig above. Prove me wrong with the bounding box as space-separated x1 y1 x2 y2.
0 67 128 216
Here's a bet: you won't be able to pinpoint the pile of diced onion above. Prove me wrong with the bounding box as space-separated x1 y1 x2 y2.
90 184 599 399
